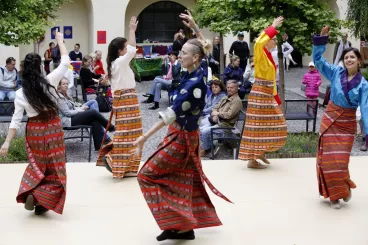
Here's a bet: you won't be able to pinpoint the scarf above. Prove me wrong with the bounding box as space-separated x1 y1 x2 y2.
334 40 350 65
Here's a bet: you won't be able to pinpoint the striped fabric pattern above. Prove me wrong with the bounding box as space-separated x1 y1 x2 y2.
239 79 287 160
16 116 67 214
97 89 143 178
317 101 357 201
137 122 231 230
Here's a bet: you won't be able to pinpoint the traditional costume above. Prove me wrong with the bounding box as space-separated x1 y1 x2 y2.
313 35 368 201
97 45 143 178
137 62 231 233
239 25 287 161
10 55 69 214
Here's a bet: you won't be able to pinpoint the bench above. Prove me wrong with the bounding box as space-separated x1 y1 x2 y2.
210 110 246 160
63 126 92 162
284 99 318 133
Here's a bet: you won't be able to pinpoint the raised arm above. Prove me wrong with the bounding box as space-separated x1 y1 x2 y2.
127 16 137 48
312 26 339 82
46 30 69 87
254 17 283 58
114 16 138 67
180 10 205 42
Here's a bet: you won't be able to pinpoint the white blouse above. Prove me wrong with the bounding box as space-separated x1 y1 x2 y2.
9 55 70 129
110 45 137 93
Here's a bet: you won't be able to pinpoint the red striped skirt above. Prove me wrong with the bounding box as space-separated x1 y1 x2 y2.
239 79 287 160
97 89 143 178
317 101 357 201
16 115 67 214
137 122 232 230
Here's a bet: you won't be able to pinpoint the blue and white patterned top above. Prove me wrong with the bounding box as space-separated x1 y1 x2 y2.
313 35 368 137
159 62 208 131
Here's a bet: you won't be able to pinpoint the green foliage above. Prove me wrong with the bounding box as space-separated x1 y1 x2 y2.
361 68 368 81
347 0 368 38
0 137 28 163
193 0 342 55
0 0 72 46
276 133 319 154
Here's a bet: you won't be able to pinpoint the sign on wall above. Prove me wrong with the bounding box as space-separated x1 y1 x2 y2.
97 31 106 44
64 26 73 39
51 26 60 39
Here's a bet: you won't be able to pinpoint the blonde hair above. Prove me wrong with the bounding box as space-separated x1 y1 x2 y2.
230 55 240 64
186 38 213 59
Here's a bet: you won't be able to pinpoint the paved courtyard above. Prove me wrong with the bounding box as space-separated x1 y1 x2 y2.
1 157 368 245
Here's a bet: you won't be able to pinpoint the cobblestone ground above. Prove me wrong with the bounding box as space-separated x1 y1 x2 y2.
0 67 366 163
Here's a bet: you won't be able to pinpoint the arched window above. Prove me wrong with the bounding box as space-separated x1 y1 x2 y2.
137 1 187 43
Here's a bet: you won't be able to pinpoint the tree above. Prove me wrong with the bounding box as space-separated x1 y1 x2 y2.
0 0 71 46
347 0 368 38
193 0 342 112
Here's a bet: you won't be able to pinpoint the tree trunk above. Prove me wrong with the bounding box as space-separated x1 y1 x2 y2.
220 34 225 74
277 42 286 114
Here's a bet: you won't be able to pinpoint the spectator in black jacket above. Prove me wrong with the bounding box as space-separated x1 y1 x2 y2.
229 31 250 70
209 36 220 75
69 43 83 61
80 55 101 90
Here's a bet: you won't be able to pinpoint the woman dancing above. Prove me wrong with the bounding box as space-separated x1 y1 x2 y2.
239 17 287 169
0 30 69 215
134 10 232 242
313 26 368 209
96 16 143 178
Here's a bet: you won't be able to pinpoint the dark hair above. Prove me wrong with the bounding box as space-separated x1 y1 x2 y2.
49 42 54 47
82 55 92 67
210 79 225 91
341 47 362 63
6 57 16 65
106 37 127 79
169 51 179 58
75 43 80 48
22 53 59 118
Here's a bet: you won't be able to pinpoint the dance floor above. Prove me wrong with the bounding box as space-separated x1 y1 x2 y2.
1 157 368 245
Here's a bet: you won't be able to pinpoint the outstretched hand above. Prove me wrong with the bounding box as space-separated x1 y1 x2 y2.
272 16 284 28
55 29 64 43
320 26 329 36
0 142 9 157
179 10 197 29
129 16 138 32
132 136 145 157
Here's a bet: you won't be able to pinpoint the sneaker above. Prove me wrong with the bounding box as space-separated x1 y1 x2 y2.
330 200 341 209
24 195 35 211
360 141 367 151
343 190 352 202
35 205 49 215
102 156 112 173
156 230 195 241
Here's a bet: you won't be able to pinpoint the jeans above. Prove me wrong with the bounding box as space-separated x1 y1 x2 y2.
149 77 172 102
0 90 16 101
83 100 107 140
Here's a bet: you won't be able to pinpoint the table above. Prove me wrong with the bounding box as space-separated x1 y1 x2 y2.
132 57 164 80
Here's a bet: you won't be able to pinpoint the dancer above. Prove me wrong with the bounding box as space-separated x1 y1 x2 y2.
239 17 287 169
0 30 69 215
282 33 297 71
313 26 368 209
96 16 143 178
134 10 232 241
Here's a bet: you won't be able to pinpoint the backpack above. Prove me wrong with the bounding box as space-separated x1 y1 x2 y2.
0 67 18 81
96 94 112 112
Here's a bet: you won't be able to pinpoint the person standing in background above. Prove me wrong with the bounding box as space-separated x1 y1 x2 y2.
229 31 250 70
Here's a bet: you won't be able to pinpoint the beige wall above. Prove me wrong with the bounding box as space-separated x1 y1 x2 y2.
19 0 91 61
0 45 20 69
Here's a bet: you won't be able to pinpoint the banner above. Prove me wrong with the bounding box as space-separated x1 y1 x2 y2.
97 31 106 44
51 26 60 39
64 26 73 39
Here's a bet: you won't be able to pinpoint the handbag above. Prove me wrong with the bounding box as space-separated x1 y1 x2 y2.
96 94 112 112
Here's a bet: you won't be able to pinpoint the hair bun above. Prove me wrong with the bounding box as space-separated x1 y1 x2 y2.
200 39 213 56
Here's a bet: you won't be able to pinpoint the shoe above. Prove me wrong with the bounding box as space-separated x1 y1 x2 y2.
343 190 352 202
142 93 150 97
247 159 267 169
102 156 112 173
142 95 154 103
199 149 210 157
125 172 138 177
258 155 271 164
330 200 341 209
156 230 195 241
24 195 35 211
360 141 367 151
148 102 159 110
35 205 49 215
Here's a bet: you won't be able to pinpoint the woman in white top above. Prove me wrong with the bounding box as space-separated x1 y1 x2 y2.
0 30 69 215
282 33 297 71
96 16 143 178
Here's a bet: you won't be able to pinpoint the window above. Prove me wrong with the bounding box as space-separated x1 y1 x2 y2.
137 1 187 43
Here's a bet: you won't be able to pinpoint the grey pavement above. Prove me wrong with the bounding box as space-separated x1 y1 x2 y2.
0 67 366 163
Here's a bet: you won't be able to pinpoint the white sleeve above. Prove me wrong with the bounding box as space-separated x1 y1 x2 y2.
46 55 70 88
114 45 137 67
9 97 25 129
207 67 212 81
283 42 294 57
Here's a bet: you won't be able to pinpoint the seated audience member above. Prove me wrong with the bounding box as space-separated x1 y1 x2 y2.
57 78 115 151
224 55 245 98
80 55 102 90
142 51 181 110
94 50 106 75
200 79 226 126
199 80 243 157
69 43 83 61
0 57 18 101
243 61 255 96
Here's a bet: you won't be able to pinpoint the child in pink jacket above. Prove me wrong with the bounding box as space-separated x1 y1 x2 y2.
302 62 322 114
